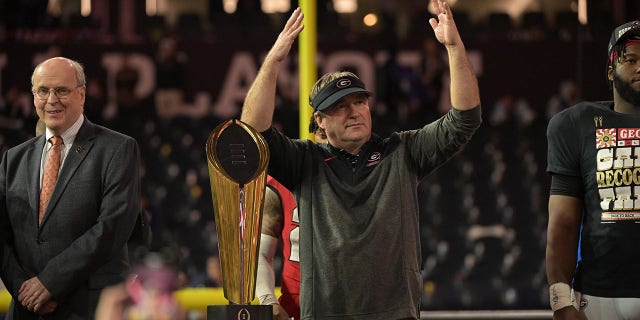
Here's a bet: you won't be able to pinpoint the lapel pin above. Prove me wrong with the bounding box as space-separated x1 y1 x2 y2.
76 146 84 153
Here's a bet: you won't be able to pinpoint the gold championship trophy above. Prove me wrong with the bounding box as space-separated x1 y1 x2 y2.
206 119 272 320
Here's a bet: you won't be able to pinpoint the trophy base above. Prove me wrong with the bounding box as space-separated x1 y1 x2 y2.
207 304 273 320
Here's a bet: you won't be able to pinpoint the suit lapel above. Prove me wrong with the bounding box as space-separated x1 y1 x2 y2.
29 136 46 225
40 118 96 226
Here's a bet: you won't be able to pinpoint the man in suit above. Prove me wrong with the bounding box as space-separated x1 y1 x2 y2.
0 57 141 319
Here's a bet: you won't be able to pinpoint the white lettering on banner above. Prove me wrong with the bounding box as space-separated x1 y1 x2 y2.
101 53 155 119
212 51 380 119
212 52 257 119
8 48 484 120
323 51 376 94
100 54 121 120
128 54 155 98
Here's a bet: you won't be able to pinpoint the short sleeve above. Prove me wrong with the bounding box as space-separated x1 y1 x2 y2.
546 110 580 177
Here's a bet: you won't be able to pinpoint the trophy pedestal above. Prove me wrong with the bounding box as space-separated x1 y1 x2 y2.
207 305 273 320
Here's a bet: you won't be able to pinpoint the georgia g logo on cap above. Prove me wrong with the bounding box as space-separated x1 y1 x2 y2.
311 75 369 111
336 78 352 88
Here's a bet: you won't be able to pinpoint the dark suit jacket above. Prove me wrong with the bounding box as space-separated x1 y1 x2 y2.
0 117 141 319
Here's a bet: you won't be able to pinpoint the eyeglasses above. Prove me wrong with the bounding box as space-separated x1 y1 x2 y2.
33 85 82 101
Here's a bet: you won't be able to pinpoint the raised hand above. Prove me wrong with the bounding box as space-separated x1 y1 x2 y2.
428 0 463 47
267 7 305 63
241 7 304 131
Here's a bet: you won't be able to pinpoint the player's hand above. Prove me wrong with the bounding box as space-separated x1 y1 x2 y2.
266 7 304 63
553 306 587 320
271 303 291 320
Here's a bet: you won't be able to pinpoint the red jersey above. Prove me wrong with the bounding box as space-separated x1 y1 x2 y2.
266 176 300 319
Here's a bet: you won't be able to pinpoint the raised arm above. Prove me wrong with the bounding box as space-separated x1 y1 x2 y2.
240 8 304 132
428 0 480 111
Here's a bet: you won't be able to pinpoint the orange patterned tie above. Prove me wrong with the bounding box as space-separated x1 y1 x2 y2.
39 136 63 224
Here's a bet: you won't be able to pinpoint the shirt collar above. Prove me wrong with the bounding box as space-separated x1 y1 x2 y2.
328 133 381 158
45 115 84 146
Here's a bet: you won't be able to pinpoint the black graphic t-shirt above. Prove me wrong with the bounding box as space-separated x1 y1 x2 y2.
547 100 640 297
